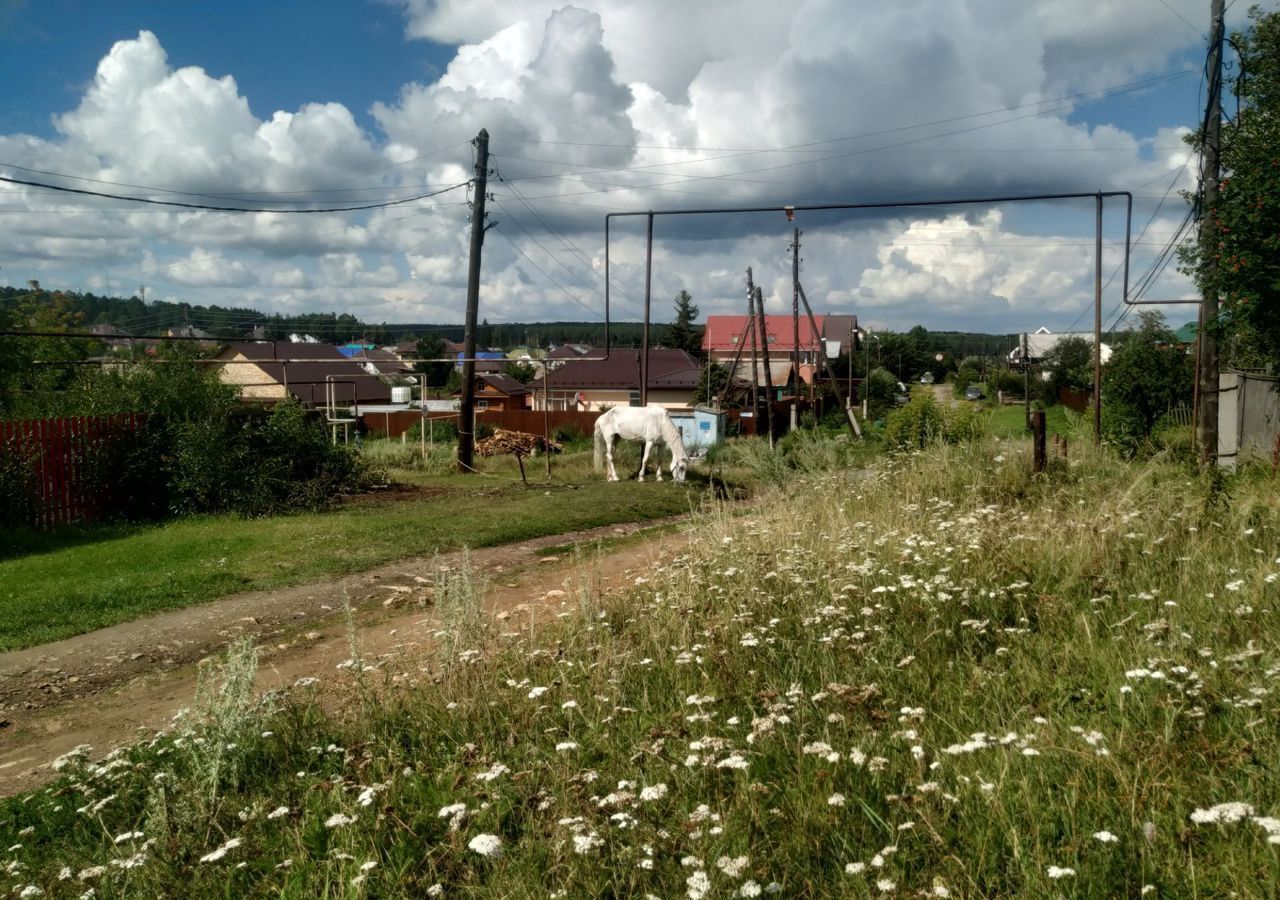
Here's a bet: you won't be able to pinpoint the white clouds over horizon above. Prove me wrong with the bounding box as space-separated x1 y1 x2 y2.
0 1 1208 331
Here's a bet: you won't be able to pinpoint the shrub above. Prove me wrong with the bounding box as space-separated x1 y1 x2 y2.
864 367 900 420
405 418 459 444
0 437 38 529
884 393 988 450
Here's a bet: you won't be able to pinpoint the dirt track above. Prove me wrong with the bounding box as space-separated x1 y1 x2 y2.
0 516 689 797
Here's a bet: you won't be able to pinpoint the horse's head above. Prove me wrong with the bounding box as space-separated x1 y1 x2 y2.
670 455 688 483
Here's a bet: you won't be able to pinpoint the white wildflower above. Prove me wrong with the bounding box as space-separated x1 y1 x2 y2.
828 793 846 807
267 806 290 820
640 783 669 801
717 855 749 878
1093 831 1119 843
1046 866 1076 879
468 833 502 858
325 813 357 828
686 870 711 900
1190 802 1255 824
573 833 604 855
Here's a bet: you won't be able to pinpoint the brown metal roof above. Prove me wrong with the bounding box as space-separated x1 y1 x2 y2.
216 342 391 404
533 349 700 391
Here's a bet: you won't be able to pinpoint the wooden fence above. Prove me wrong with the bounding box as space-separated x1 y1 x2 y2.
0 414 145 528
361 408 602 439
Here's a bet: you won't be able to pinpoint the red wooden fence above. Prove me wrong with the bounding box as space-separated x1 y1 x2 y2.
0 414 145 528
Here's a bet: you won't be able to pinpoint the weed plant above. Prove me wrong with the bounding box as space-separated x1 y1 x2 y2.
3 442 1279 897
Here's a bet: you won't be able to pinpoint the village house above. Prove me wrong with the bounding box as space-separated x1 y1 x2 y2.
529 349 700 411
702 314 856 388
451 372 531 411
1008 327 1113 367
210 342 391 407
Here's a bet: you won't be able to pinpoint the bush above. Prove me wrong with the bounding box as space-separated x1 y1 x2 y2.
987 369 1024 399
884 393 989 450
405 418 459 443
0 437 38 529
864 367 900 420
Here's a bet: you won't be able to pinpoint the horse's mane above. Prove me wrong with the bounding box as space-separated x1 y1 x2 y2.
657 409 688 460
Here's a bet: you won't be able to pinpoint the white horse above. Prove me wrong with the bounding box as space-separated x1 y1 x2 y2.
593 406 689 483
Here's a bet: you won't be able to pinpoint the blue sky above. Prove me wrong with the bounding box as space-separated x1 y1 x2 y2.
0 0 1255 330
0 0 453 137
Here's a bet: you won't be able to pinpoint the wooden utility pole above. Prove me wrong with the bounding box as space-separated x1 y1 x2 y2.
457 129 490 473
640 213 655 406
747 269 776 446
1197 0 1225 465
1093 193 1103 443
796 281 861 439
1021 332 1030 430
747 281 762 431
790 228 801 432
755 287 778 445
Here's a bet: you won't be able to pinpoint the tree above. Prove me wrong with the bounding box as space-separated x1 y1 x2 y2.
1101 311 1194 452
1041 335 1093 403
414 335 453 391
664 290 701 353
503 360 537 384
1180 6 1280 368
695 361 734 407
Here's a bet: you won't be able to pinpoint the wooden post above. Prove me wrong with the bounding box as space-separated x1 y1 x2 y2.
458 128 490 473
1032 410 1046 473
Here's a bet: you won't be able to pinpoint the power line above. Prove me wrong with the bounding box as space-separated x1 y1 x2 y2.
0 174 469 213
492 72 1194 192
491 70 1192 156
1153 0 1207 39
0 139 471 203
489 225 606 321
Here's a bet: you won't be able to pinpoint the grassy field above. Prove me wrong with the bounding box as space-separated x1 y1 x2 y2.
3 437 1278 897
0 443 703 651
984 401 1075 439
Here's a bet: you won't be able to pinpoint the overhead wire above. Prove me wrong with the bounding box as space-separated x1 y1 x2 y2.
0 174 470 213
0 138 472 204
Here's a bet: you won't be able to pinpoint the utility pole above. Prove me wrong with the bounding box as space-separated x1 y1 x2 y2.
1093 193 1103 443
1021 331 1030 430
1197 0 1225 465
796 281 861 438
457 128 490 474
790 228 801 432
747 281 762 432
640 213 654 406
754 284 777 447
847 322 855 410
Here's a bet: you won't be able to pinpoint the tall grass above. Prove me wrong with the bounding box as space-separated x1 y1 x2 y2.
3 442 1278 897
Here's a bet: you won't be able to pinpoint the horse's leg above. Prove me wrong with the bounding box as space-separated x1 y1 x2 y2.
605 434 619 481
654 441 664 482
638 440 652 482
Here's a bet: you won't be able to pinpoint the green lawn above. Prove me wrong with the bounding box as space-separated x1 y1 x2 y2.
0 476 697 652
985 401 1076 439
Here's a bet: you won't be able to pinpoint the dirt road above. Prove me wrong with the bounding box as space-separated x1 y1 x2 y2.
0 517 690 797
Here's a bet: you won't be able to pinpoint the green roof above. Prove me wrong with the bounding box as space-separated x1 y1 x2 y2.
1174 322 1198 344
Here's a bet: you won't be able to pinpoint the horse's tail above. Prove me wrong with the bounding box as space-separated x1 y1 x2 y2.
593 415 606 472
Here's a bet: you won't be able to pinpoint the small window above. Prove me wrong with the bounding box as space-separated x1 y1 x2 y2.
731 335 738 344
476 400 489 411
628 391 641 407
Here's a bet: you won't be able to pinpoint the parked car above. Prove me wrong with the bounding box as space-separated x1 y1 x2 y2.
964 385 984 401
919 372 935 385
